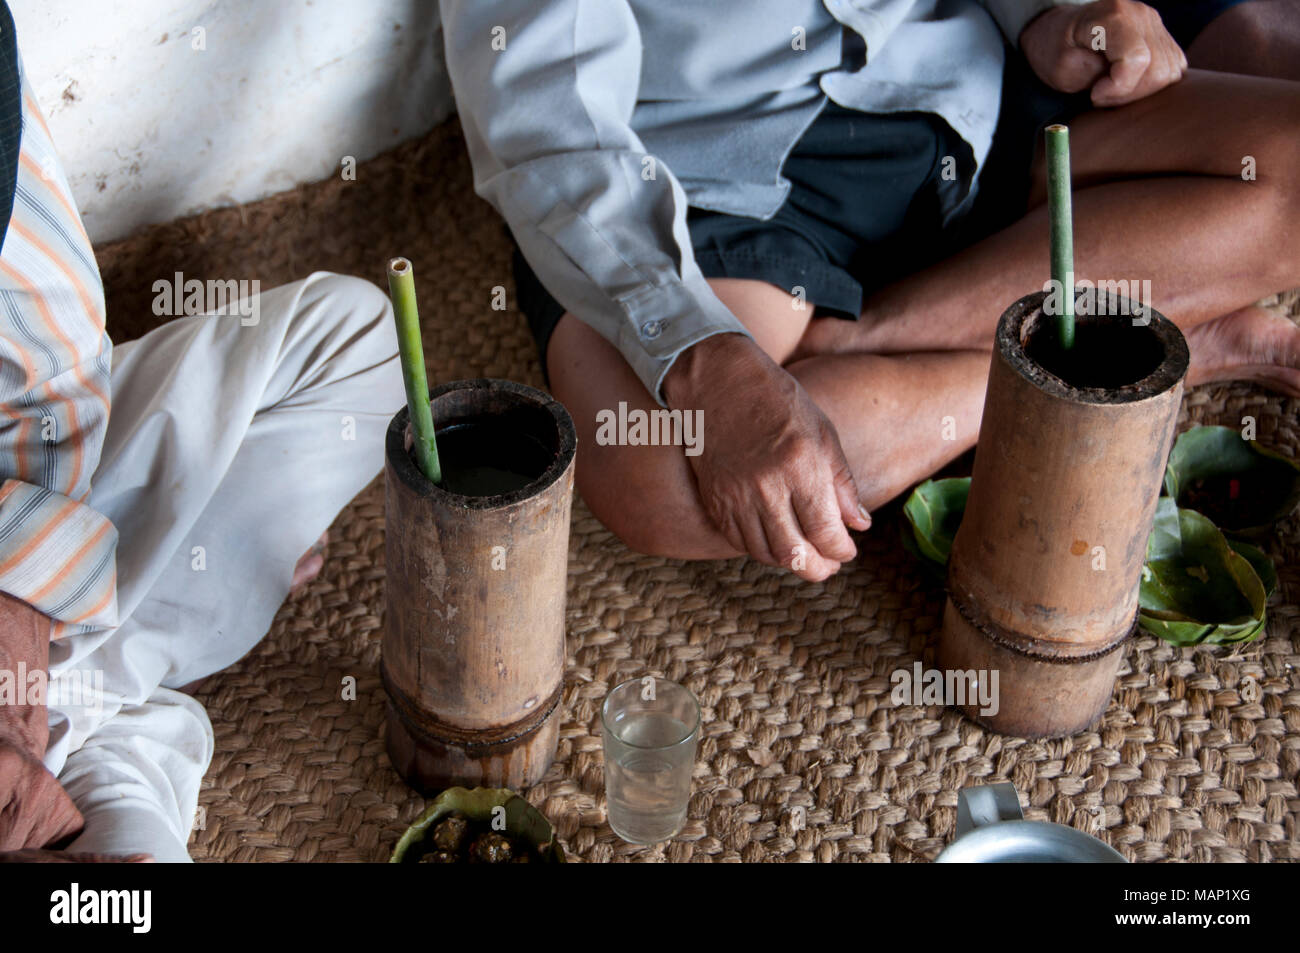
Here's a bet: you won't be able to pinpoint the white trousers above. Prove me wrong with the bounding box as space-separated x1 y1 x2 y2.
40 272 404 862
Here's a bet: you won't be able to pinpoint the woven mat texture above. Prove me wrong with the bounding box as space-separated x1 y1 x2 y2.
92 120 1300 863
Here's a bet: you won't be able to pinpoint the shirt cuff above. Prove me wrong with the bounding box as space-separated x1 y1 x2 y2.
612 274 754 406
0 480 118 629
983 0 1090 47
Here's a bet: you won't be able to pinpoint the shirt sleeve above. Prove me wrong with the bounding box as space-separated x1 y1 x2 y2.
0 62 118 632
980 0 1093 46
438 0 753 406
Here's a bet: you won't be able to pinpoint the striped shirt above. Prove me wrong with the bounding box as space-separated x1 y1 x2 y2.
0 42 117 636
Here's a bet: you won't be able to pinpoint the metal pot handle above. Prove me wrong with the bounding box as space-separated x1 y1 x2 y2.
955 783 1023 836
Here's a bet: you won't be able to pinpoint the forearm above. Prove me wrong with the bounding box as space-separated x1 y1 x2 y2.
443 0 753 404
0 591 51 758
661 331 757 408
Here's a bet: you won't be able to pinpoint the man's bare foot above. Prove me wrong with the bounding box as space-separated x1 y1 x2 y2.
1184 305 1300 396
290 532 329 592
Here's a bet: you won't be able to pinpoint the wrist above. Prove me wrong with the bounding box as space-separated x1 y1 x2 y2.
661 332 753 407
1019 4 1076 50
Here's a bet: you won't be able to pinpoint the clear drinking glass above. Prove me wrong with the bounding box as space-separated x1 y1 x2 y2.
601 676 701 844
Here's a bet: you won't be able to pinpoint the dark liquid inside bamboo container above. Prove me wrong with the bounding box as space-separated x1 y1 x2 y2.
433 420 553 497
938 291 1189 739
1023 317 1165 388
382 379 577 791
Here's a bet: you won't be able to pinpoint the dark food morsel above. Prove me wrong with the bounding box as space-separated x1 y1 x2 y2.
418 852 460 868
411 813 543 863
419 850 458 863
468 832 514 864
430 814 471 852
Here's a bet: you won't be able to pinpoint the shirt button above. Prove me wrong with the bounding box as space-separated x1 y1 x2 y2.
640 319 663 339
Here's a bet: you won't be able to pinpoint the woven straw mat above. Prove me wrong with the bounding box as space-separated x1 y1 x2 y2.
92 119 1300 863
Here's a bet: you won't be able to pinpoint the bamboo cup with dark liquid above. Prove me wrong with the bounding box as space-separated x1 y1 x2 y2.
382 378 577 790
938 290 1189 738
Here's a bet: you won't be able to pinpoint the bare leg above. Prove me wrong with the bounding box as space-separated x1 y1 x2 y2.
796 70 1300 395
550 73 1300 561
1184 0 1300 80
784 349 988 507
548 280 988 558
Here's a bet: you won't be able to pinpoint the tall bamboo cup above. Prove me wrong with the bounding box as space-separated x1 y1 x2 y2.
937 292 1189 738
382 378 577 790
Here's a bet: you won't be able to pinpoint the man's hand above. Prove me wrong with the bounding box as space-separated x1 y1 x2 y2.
0 848 153 863
662 333 871 582
0 589 85 853
0 741 83 851
1021 0 1188 107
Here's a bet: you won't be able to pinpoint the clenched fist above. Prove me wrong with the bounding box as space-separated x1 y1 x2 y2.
1021 0 1188 107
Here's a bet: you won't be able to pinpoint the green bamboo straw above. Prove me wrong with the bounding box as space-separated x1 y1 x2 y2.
387 257 441 484
1045 124 1075 350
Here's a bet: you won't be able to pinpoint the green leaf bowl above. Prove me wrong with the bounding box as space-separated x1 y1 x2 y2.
898 475 1279 649
901 477 970 574
1163 425 1300 535
1138 499 1270 646
389 786 566 863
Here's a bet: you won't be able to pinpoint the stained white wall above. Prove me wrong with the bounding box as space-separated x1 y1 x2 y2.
11 0 454 243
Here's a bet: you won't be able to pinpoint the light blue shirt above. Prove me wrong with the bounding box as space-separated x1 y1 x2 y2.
441 0 1084 403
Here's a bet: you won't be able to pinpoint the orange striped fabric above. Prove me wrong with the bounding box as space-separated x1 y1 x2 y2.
0 66 117 633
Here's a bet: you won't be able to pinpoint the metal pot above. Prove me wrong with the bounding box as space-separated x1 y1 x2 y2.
934 783 1126 863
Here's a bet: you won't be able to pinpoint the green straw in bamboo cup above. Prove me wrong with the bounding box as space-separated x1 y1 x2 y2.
1045 124 1075 350
387 257 442 484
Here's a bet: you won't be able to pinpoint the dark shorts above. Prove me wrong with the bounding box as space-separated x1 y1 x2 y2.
513 0 1250 379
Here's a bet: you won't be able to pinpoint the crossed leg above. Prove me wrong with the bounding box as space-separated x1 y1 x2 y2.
42 273 404 861
1185 0 1300 81
550 70 1300 561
